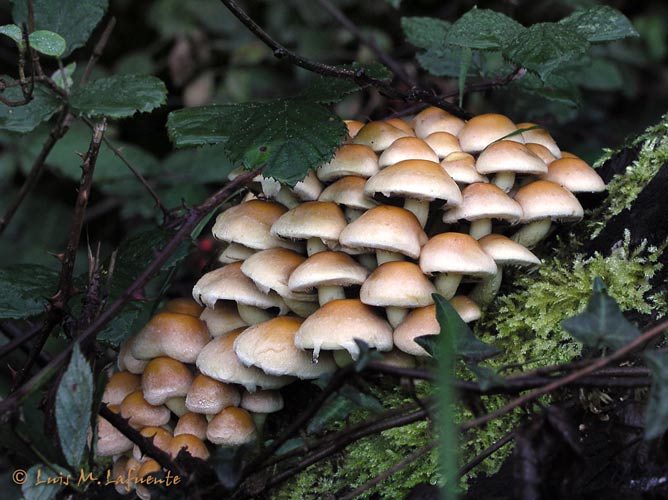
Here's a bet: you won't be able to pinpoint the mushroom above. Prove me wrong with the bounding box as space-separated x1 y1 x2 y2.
141 357 194 406
132 427 173 462
199 302 248 338
96 404 133 456
119 391 171 428
118 337 149 374
102 371 141 406
458 113 524 153
185 374 241 414
353 121 412 151
174 413 208 441
377 137 439 168
475 140 547 193
240 389 285 430
541 157 606 193
159 297 204 317
317 144 379 182
318 175 378 221
440 152 489 187
168 434 210 460
516 122 561 158
206 407 257 446
344 120 364 139
412 107 465 138
423 131 463 159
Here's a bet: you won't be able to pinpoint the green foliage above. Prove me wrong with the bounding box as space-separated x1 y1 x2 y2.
0 264 58 319
401 17 450 50
70 74 168 118
445 8 524 51
55 343 93 468
643 351 668 440
0 83 61 133
559 5 639 43
0 25 66 56
22 464 71 500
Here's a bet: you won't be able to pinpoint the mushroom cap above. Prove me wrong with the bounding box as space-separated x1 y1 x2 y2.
206 407 257 446
196 328 295 392
442 183 523 223
241 248 316 301
199 302 248 338
97 404 134 456
440 152 489 185
185 374 241 414
420 233 498 277
141 357 194 406
120 391 171 428
449 295 482 323
212 200 302 251
458 113 524 153
288 251 369 292
103 371 142 406
393 305 439 357
133 427 173 461
192 262 288 313
218 242 255 264
168 434 210 460
514 180 584 222
475 140 547 176
339 206 428 259
378 137 439 168
174 412 208 440
131 312 211 364
424 131 463 159
344 120 364 139
294 299 393 359
412 107 465 138
365 159 462 206
477 234 540 266
384 118 415 135
516 122 561 158
118 337 148 374
270 201 347 247
160 297 204 317
292 170 323 201
233 316 337 378
353 121 412 151
318 176 378 210
526 143 557 164
317 144 379 181
360 261 435 308
240 389 284 414
542 157 606 193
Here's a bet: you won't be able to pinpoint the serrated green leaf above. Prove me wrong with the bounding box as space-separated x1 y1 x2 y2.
0 264 58 319
55 344 93 468
12 0 107 57
166 106 229 147
300 63 391 105
560 5 638 43
504 23 589 80
561 279 639 350
570 58 624 91
643 351 668 440
28 30 66 57
516 72 582 107
0 81 62 133
70 74 167 118
22 464 70 500
51 62 76 89
97 302 150 346
0 24 23 46
401 17 450 50
445 8 526 51
416 47 465 78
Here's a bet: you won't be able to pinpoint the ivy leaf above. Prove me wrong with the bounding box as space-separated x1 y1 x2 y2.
338 384 384 413
467 363 508 391
445 8 526 51
12 0 108 57
401 17 450 50
560 6 639 43
55 343 93 468
561 278 640 350
504 23 589 80
643 351 668 440
0 81 62 133
353 339 383 372
307 396 356 434
0 24 23 47
0 264 58 319
70 74 167 118
28 30 66 57
22 464 71 500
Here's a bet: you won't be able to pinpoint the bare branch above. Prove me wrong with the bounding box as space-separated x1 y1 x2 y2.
80 17 117 86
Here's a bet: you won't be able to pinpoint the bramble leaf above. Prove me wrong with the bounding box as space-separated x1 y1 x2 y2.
445 8 526 51
560 6 639 43
22 464 71 500
0 264 58 319
0 80 62 133
401 17 450 50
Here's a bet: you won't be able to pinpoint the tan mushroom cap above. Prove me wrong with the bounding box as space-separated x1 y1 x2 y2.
118 337 149 375
288 251 369 292
131 312 211 364
412 107 465 138
185 374 241 414
218 242 255 264
526 143 557 164
135 459 162 500
133 427 173 461
560 151 580 159
271 201 347 248
120 391 171 428
174 412 208 440
240 389 284 414
241 248 315 301
207 407 257 446
293 170 323 201
440 152 489 185
360 261 435 308
365 159 462 205
424 131 463 159
542 157 606 193
449 296 482 322
141 357 194 406
516 122 561 158
192 262 288 313
420 233 497 277
295 299 393 359
384 118 415 135
317 144 379 181
339 206 428 259
318 176 378 210
515 180 584 222
234 316 337 378
111 456 131 495
160 297 204 317
344 119 364 139
378 137 439 168
103 371 142 406
442 183 523 223
97 404 134 456
477 234 540 265
353 121 412 152
458 113 524 153
196 328 295 392
212 200 302 252
475 140 547 176
169 434 210 460
199 303 248 338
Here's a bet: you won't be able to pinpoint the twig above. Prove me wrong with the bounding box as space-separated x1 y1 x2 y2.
218 0 471 119
458 430 514 477
80 17 116 86
442 66 527 99
0 322 48 366
315 0 413 86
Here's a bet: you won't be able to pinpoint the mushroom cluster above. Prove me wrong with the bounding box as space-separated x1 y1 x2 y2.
100 108 604 495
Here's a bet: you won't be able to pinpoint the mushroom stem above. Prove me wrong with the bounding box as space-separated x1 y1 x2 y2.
469 219 492 240
307 238 327 256
376 250 404 266
492 171 516 193
237 304 274 324
317 285 346 305
470 266 503 305
283 298 319 318
344 206 364 222
511 219 552 248
251 412 268 433
357 253 377 271
386 306 408 328
274 187 300 209
434 273 461 300
333 350 354 367
404 199 429 227
165 397 188 417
